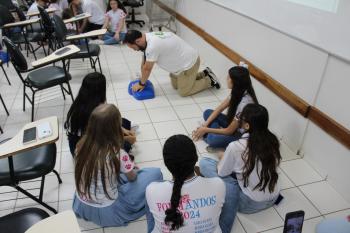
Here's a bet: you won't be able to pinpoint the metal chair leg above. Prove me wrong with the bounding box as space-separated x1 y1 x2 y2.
52 169 62 184
31 92 35 122
0 94 9 116
59 84 66 100
1 64 11 85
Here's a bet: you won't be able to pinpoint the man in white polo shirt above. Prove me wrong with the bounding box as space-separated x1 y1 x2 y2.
71 0 105 33
124 30 220 97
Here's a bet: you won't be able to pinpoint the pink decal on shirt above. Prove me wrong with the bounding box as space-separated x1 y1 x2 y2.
125 164 132 170
122 155 129 162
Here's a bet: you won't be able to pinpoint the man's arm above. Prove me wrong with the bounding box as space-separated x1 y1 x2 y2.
132 61 155 92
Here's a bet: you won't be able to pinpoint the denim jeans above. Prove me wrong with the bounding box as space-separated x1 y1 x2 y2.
103 31 126 45
199 157 277 233
203 109 240 148
317 218 350 233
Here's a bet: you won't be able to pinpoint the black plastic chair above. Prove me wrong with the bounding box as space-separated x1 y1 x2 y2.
3 37 74 122
0 5 45 60
52 14 102 73
0 142 62 213
0 0 16 11
123 0 145 27
0 208 49 233
37 5 56 54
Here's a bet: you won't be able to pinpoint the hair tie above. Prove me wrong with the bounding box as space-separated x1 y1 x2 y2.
239 61 249 69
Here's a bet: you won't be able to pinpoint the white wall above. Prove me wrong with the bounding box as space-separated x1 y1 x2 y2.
174 0 350 202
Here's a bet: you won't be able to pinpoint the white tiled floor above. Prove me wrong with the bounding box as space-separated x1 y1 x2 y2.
0 41 349 233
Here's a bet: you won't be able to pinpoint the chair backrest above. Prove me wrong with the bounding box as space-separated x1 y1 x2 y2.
52 14 68 43
14 6 27 22
38 5 54 34
123 0 144 7
3 37 28 74
0 5 15 27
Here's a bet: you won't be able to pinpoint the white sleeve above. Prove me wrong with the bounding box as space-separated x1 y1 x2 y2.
119 150 135 173
217 143 236 177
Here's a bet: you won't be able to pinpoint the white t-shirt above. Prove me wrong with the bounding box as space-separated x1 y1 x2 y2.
146 176 225 233
27 2 39 18
76 149 134 207
105 9 127 33
145 32 198 74
81 0 105 25
228 91 254 121
218 134 280 202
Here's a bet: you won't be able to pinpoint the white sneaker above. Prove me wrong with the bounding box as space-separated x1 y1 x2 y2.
89 39 104 45
205 67 221 89
131 123 140 133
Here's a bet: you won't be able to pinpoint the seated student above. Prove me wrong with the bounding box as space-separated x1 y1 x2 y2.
48 0 68 17
27 0 48 18
146 134 226 233
91 0 127 45
64 72 136 156
73 103 163 227
199 104 282 233
61 7 76 30
70 0 105 33
192 65 258 151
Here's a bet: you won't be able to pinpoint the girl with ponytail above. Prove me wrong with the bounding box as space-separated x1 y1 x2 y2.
193 66 258 150
146 135 226 233
199 104 282 233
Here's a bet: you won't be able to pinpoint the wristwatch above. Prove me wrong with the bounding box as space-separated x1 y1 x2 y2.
139 80 146 86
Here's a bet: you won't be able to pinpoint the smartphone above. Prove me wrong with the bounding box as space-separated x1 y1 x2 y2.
23 127 37 144
283 210 305 233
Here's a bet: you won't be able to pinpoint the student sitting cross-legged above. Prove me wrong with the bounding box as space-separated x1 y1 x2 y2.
199 104 282 233
73 104 163 227
192 66 258 151
146 134 226 233
64 72 137 156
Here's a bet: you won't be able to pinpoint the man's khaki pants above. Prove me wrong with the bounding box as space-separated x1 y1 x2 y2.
170 57 211 97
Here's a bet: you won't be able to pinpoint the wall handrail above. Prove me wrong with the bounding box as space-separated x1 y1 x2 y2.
153 0 350 149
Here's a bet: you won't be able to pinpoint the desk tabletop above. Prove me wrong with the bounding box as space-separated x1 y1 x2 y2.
25 210 81 233
2 18 41 29
31 45 80 68
63 13 91 24
66 28 107 40
0 116 59 159
26 7 57 17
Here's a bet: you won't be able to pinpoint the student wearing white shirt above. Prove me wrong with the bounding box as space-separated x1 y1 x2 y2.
27 0 48 18
73 104 162 227
71 0 105 33
123 30 221 97
192 66 258 151
146 135 226 233
199 104 282 233
48 0 68 17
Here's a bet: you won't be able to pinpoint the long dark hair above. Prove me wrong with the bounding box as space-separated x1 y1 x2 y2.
106 0 127 14
240 104 281 193
227 66 258 123
163 135 198 230
75 104 124 200
64 72 106 135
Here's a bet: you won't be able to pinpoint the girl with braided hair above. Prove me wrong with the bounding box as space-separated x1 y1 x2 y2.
145 135 226 233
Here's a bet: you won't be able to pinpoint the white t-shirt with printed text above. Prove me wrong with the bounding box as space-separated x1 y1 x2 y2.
81 0 105 25
146 176 225 233
145 32 198 74
218 134 280 202
76 149 134 207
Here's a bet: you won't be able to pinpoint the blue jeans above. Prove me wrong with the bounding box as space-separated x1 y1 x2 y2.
103 31 126 45
203 109 240 148
199 157 277 233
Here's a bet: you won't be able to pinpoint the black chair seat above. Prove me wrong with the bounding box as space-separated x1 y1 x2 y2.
70 44 100 59
0 207 49 233
0 144 56 186
123 0 142 7
26 32 45 42
26 66 71 89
